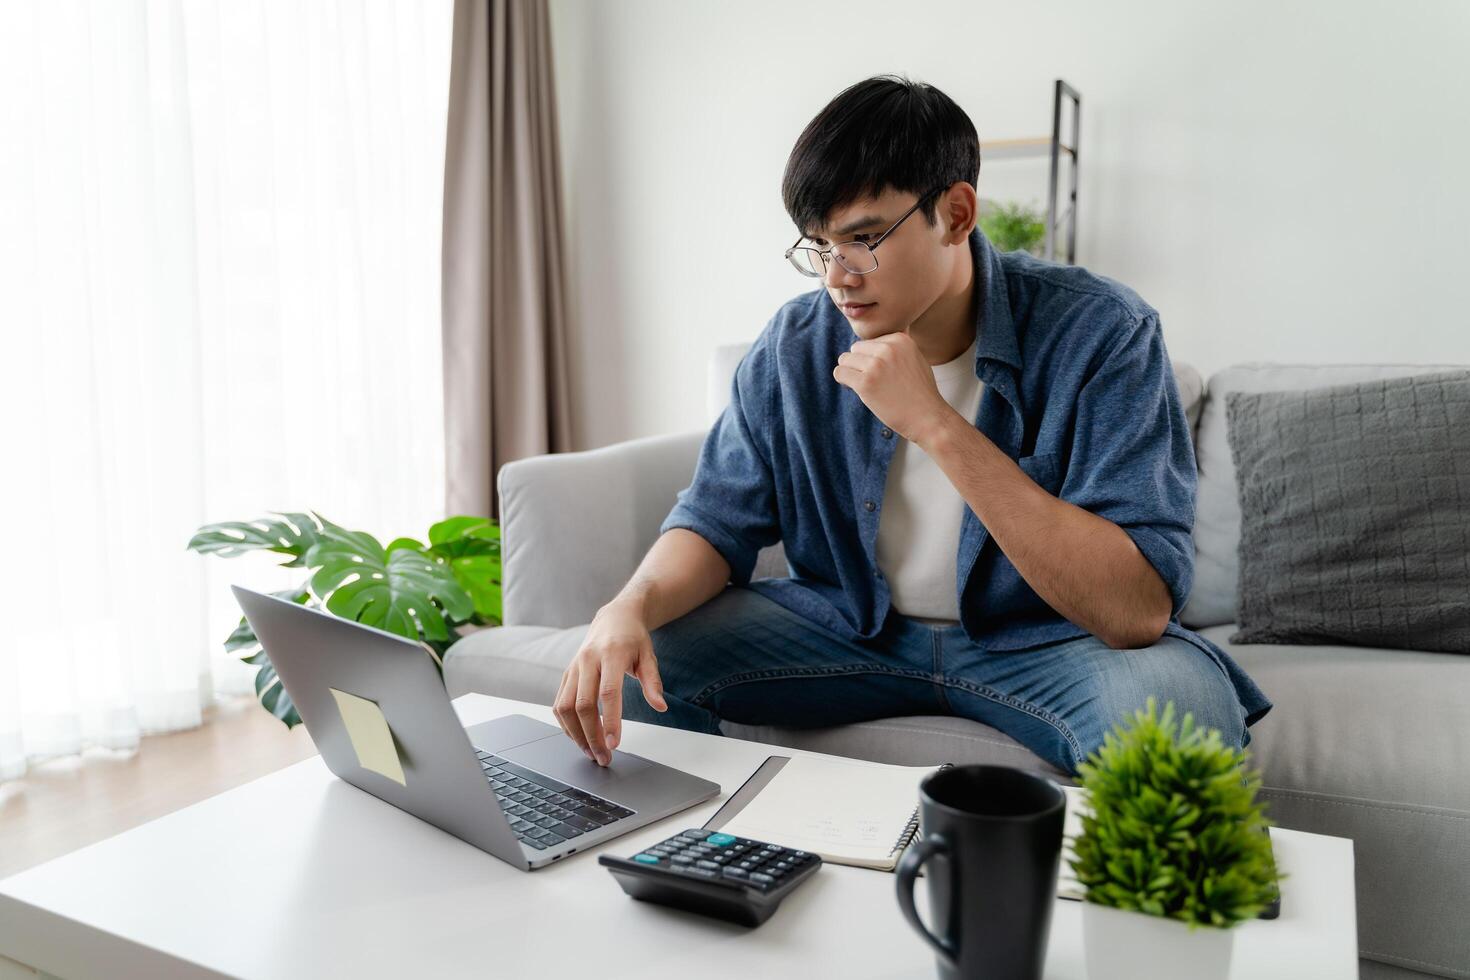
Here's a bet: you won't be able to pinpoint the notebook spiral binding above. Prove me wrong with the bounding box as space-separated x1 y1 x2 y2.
889 807 923 857
888 762 954 856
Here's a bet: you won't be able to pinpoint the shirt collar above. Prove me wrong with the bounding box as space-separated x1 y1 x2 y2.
968 227 1023 373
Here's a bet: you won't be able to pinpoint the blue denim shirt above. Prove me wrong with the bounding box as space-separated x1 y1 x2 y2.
663 228 1271 725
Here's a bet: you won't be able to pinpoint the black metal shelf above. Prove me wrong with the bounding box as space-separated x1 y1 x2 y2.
979 79 1081 264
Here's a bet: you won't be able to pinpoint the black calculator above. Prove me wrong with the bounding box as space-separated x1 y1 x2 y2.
599 828 822 926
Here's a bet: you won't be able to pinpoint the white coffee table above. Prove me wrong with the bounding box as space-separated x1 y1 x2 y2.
0 694 1358 979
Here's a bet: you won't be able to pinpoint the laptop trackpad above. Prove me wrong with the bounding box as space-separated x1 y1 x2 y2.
497 734 653 792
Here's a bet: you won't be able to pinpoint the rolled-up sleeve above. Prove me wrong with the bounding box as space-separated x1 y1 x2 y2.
659 333 781 586
1058 312 1198 617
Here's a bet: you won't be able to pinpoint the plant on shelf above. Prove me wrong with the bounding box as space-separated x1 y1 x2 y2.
186 512 501 728
978 199 1047 256
1069 697 1282 980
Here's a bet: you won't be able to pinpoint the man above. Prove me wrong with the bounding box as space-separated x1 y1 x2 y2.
552 74 1270 774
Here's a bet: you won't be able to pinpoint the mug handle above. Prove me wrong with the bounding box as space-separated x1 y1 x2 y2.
894 832 958 967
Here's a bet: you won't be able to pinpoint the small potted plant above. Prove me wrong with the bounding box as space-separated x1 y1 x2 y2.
1069 698 1281 980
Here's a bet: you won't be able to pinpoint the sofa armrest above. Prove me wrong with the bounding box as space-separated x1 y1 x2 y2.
497 430 707 628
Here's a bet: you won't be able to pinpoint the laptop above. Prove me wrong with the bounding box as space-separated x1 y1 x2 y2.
233 586 720 870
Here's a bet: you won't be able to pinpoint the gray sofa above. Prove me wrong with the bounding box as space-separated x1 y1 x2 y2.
445 350 1469 980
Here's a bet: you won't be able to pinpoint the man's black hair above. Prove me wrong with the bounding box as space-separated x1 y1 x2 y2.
782 73 980 240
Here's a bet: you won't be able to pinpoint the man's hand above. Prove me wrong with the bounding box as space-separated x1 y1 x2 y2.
832 331 957 443
552 600 668 766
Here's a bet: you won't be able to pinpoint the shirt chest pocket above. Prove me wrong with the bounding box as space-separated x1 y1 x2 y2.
1017 450 1063 495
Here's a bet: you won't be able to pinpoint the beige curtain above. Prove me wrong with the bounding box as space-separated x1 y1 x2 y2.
442 0 573 520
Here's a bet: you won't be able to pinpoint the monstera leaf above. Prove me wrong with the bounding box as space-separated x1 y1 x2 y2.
190 511 502 729
225 587 311 727
186 512 324 568
305 517 474 642
428 516 502 624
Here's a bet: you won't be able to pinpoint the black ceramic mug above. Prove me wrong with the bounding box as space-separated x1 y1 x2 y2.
894 764 1066 980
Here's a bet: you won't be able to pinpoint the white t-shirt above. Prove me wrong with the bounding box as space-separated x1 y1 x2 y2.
874 338 984 624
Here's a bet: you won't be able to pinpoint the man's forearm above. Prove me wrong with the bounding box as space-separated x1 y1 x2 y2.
914 411 1172 649
604 528 732 632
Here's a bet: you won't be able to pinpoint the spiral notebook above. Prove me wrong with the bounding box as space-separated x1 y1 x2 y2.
702 754 952 871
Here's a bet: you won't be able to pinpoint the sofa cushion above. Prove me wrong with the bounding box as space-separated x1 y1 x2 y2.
1226 372 1470 653
1199 624 1469 977
1183 362 1470 629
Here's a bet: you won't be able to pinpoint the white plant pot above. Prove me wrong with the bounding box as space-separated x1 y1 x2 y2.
1082 902 1235 980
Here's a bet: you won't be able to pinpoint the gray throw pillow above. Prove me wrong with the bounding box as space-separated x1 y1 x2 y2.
1226 371 1470 654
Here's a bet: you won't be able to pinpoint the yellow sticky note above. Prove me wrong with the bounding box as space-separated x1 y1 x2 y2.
329 688 407 786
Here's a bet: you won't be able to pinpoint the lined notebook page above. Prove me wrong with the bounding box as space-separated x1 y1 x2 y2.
715 754 941 870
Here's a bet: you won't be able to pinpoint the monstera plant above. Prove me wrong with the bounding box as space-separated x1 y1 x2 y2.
187 512 501 728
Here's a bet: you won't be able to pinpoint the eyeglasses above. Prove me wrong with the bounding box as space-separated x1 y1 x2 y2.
784 185 946 278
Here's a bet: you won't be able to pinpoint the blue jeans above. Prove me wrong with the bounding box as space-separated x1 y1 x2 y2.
621 586 1248 775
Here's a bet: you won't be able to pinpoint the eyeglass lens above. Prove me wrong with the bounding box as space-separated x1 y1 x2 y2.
789 241 877 277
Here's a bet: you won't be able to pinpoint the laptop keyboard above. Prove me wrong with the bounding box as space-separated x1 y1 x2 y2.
475 750 635 851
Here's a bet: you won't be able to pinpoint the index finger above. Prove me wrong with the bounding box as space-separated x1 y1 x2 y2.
599 664 624 759
574 659 610 766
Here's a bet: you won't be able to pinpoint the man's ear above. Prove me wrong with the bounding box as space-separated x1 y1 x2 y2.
942 182 978 243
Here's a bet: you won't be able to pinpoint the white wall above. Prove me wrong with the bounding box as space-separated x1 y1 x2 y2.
548 0 1470 451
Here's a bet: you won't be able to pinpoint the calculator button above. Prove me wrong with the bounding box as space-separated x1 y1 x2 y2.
749 872 776 886
671 854 694 864
681 829 712 840
721 866 748 878
695 859 721 870
634 853 661 864
706 833 737 846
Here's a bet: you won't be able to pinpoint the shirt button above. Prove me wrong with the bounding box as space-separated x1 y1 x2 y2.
879 427 892 439
863 500 876 512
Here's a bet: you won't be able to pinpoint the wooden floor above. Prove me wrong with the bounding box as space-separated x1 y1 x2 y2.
0 696 319 881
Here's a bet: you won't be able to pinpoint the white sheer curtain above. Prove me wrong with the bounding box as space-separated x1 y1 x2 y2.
0 0 454 782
